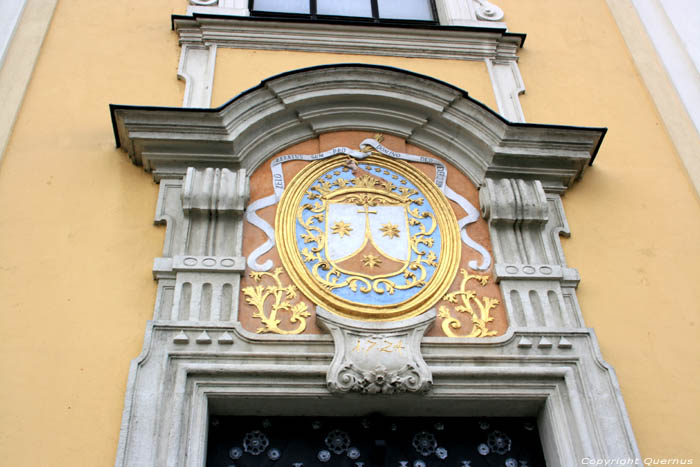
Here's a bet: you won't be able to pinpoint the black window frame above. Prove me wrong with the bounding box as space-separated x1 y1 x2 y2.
248 0 439 25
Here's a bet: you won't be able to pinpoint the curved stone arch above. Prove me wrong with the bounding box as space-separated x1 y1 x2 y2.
238 64 494 183
111 63 604 191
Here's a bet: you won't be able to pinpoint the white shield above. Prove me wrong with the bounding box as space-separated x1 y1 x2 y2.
325 202 411 276
367 205 410 262
325 203 367 261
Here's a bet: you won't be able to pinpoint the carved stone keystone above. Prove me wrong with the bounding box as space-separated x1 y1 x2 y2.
316 307 435 394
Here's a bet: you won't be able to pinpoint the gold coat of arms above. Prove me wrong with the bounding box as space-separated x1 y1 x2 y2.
276 154 460 321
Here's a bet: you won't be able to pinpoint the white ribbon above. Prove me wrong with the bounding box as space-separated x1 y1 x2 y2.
244 139 491 271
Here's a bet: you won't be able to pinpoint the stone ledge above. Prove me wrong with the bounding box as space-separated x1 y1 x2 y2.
153 255 246 274
494 263 580 281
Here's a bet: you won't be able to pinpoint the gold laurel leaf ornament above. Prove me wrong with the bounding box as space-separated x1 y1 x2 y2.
241 268 311 334
438 269 499 337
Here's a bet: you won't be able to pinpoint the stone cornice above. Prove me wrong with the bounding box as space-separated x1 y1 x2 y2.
111 64 604 191
172 14 524 61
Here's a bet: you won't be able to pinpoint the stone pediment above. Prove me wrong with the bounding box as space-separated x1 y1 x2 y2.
110 64 605 191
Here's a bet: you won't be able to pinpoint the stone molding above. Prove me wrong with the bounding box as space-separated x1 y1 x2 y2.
0 0 27 68
173 15 522 62
110 65 638 466
115 323 641 466
110 65 604 190
486 58 526 122
630 0 700 139
606 0 700 196
171 13 526 121
177 44 217 108
0 0 58 165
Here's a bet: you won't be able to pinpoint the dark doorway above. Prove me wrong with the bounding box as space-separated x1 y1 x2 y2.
206 415 546 466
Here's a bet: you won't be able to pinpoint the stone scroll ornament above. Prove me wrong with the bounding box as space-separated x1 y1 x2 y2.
244 138 491 273
316 307 435 394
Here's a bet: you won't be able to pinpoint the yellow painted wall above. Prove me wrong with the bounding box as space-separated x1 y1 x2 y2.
0 0 698 465
497 0 700 458
211 49 496 110
0 0 185 465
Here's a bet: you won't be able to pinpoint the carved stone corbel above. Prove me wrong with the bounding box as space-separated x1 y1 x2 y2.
180 166 248 257
480 178 582 328
480 178 549 263
152 167 249 322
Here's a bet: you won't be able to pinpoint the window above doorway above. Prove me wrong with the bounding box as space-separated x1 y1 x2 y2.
250 0 437 23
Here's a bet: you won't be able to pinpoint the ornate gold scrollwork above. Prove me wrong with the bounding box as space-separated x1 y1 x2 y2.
438 269 500 337
298 179 437 296
276 154 460 322
241 268 311 335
